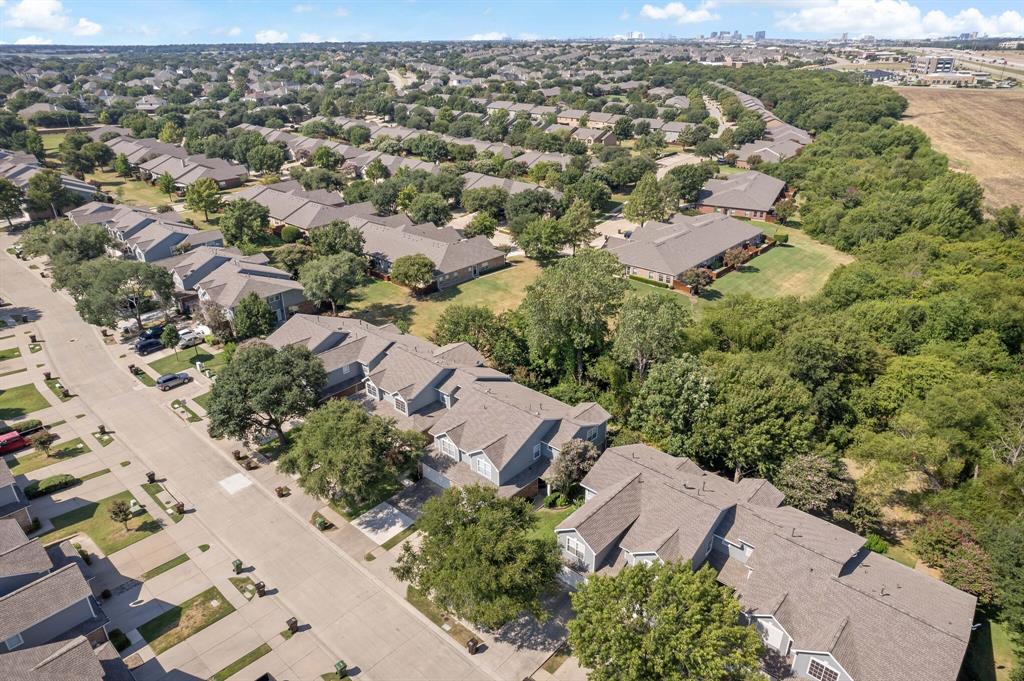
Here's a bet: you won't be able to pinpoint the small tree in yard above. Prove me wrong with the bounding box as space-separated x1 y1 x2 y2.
113 153 131 178
722 246 747 269
28 431 54 457
0 178 25 228
774 198 796 225
623 172 667 228
157 172 176 200
464 212 497 239
679 268 713 295
232 292 276 340
219 198 269 246
109 500 134 532
551 438 600 492
390 254 435 292
299 252 365 314
184 177 221 221
161 326 180 357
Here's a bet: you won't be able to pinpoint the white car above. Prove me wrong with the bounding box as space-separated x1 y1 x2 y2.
177 329 204 348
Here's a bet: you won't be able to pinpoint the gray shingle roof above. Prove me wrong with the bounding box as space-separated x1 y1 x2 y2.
697 170 786 212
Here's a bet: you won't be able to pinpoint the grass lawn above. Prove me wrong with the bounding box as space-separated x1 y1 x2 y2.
138 586 236 655
886 541 918 568
134 370 156 387
348 258 542 338
330 477 404 521
229 575 257 600
171 399 202 422
406 586 476 646
41 490 163 555
141 553 190 581
148 348 226 376
41 132 66 155
7 437 92 475
44 377 74 402
0 346 21 361
142 482 183 523
381 523 418 551
193 391 212 412
528 506 578 542
85 169 172 208
210 643 272 681
702 226 854 302
0 383 50 419
964 619 1020 681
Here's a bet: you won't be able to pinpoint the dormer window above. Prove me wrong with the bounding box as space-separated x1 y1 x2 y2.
365 382 379 399
808 659 839 681
394 396 407 415
4 632 23 650
475 457 491 478
586 427 598 442
533 443 542 460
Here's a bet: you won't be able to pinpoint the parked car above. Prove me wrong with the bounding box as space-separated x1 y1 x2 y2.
137 324 165 342
178 329 203 348
134 338 163 355
156 372 191 391
0 431 28 454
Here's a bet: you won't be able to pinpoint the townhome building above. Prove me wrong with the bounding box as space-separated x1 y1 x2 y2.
267 315 610 498
555 444 977 681
137 154 248 191
0 459 32 532
0 150 99 219
696 170 788 221
67 202 224 262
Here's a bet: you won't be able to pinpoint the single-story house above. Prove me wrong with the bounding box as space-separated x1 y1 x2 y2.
696 170 788 222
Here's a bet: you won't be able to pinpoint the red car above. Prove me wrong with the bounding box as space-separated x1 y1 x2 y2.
0 431 27 454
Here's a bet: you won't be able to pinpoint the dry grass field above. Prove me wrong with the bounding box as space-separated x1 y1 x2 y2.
899 87 1024 209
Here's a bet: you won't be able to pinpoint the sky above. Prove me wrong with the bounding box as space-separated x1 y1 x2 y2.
0 0 1022 46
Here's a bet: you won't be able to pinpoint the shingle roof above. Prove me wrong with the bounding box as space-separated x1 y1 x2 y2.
697 170 786 212
0 564 93 641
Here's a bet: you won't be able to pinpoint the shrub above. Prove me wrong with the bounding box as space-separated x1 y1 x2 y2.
109 629 131 652
24 474 78 499
912 514 996 604
100 589 112 599
864 533 889 554
774 232 789 244
155 204 173 213
281 225 301 243
0 419 42 435
628 274 669 289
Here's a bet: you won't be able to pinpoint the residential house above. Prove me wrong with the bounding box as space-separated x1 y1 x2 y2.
696 170 788 221
137 154 247 191
555 444 977 681
571 127 617 147
603 213 764 290
67 202 224 262
512 151 578 170
0 152 100 220
461 171 563 199
735 138 805 167
104 136 187 168
134 95 166 112
266 315 610 498
225 184 351 232
0 459 32 532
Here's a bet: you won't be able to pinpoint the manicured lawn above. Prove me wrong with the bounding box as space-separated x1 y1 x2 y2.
84 169 173 208
349 258 542 337
702 226 854 302
41 490 163 555
381 522 418 551
964 618 1019 681
7 437 92 475
41 132 65 156
0 383 50 419
141 553 190 581
406 586 475 646
44 377 74 402
148 348 226 376
528 506 578 542
0 346 21 361
137 586 236 655
171 399 202 423
210 643 272 681
142 482 183 523
193 391 212 412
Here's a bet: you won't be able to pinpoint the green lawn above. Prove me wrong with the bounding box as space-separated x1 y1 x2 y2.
142 553 191 581
349 258 542 338
193 391 212 412
964 619 1019 681
528 506 578 542
41 132 65 155
40 490 163 555
702 226 854 302
148 348 226 376
85 169 174 208
406 586 476 646
138 586 236 655
0 383 50 419
0 347 21 361
210 643 272 681
7 437 92 475
142 481 183 523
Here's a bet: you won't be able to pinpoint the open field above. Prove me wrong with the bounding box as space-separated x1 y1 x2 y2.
348 258 542 337
703 225 854 301
899 87 1024 208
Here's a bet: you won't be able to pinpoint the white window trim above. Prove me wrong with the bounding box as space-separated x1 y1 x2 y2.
365 382 379 399
4 632 23 650
565 536 586 561
807 658 840 681
394 395 408 415
475 456 492 478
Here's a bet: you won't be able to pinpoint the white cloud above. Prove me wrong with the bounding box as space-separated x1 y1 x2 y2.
780 0 1024 39
228 26 242 36
640 2 718 24
255 29 289 43
71 17 102 36
619 10 631 20
466 31 507 41
15 35 52 44
299 32 323 42
335 7 350 17
7 0 69 30
519 32 539 41
293 3 313 11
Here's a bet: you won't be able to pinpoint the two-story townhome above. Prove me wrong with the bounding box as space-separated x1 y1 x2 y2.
0 458 32 532
193 259 307 326
555 444 977 681
68 202 224 262
266 315 610 498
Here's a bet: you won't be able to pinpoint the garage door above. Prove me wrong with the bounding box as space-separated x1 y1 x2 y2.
421 463 450 489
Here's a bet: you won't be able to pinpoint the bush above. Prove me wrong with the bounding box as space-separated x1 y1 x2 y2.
100 588 112 599
155 204 173 213
864 533 889 554
109 629 130 652
0 419 42 435
24 474 78 499
628 274 669 289
774 232 789 244
281 225 301 243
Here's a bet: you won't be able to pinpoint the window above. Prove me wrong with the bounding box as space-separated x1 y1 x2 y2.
533 442 542 459
439 437 458 460
808 659 839 681
475 457 491 478
342 365 351 375
394 396 407 415
565 536 586 561
4 632 23 650
586 427 598 442
365 382 379 399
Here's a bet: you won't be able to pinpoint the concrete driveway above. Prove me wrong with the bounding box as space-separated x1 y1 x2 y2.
353 502 414 544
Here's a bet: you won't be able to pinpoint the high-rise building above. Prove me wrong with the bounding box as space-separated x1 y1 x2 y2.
842 32 849 41
754 30 766 41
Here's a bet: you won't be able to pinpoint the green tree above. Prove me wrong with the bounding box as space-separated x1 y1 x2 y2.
773 198 796 225
206 342 326 445
431 304 497 351
157 172 176 199
392 485 561 629
309 219 364 257
678 268 713 295
279 399 426 510
219 198 269 245
62 259 174 330
390 253 435 290
108 500 134 532
160 326 180 358
408 191 451 225
26 169 76 218
158 122 183 143
612 291 691 379
184 177 221 221
310 146 339 170
630 355 715 454
461 186 509 220
299 252 365 314
666 163 714 205
247 144 285 174
569 561 763 681
516 216 568 264
694 138 727 159
0 177 25 227
363 158 389 182
551 438 600 491
559 199 598 254
623 172 667 228
273 242 315 276
463 212 497 239
991 204 1021 239
112 153 132 178
522 249 627 381
232 292 276 340
773 450 853 517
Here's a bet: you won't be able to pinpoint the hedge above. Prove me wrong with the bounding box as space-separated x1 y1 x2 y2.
281 225 301 243
24 474 79 499
628 275 670 289
0 419 42 435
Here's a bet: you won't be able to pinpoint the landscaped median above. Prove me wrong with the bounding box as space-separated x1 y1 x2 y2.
40 490 163 555
136 586 236 655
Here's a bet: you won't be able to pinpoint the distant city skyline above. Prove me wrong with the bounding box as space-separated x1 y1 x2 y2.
1 0 1022 46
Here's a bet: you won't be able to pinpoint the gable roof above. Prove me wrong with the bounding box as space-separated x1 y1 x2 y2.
697 170 786 212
